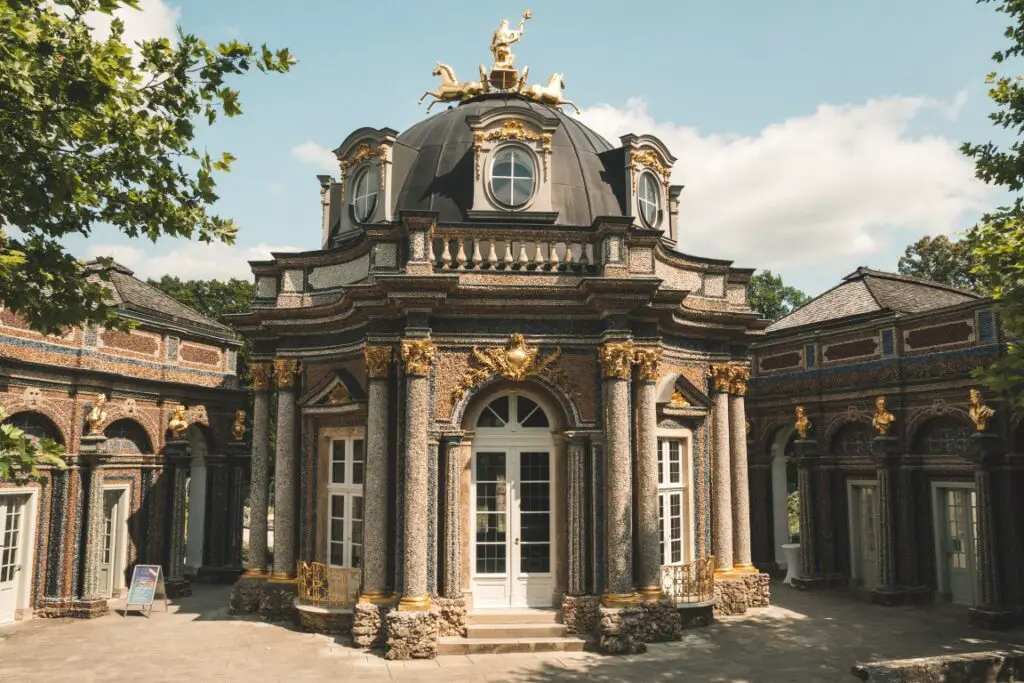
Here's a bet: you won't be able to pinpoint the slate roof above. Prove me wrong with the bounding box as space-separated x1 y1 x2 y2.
85 260 238 340
766 267 980 333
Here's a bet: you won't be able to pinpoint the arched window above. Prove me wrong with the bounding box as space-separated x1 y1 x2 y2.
913 417 970 456
2 410 63 445
476 394 550 429
831 421 874 456
104 419 153 455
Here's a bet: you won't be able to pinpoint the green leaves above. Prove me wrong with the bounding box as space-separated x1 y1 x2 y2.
0 408 67 483
897 235 985 294
0 0 294 334
748 270 812 323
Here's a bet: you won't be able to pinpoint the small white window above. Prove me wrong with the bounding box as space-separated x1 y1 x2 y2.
490 146 536 209
351 167 378 223
326 437 364 568
657 437 688 565
638 172 661 228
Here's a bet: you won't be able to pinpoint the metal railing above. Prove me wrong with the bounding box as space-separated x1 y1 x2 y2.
661 556 715 604
296 561 360 609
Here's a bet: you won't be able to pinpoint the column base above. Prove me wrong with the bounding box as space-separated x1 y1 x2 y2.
268 571 296 584
636 586 664 602
397 594 432 611
870 585 933 607
242 567 269 578
354 601 395 648
358 590 396 606
384 607 442 660
229 573 268 615
713 572 772 616
432 596 467 637
164 577 192 599
561 595 601 635
968 605 1018 631
70 598 110 619
601 592 638 608
597 605 647 655
258 577 298 622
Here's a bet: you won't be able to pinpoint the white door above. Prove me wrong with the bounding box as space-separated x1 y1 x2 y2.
942 487 978 605
0 496 28 625
472 448 554 608
98 490 124 598
853 485 879 590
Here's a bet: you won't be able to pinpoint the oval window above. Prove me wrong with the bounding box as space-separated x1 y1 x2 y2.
351 166 378 223
638 172 661 228
490 147 535 209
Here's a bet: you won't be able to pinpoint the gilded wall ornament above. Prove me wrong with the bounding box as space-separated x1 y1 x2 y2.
326 384 350 405
968 388 995 432
708 364 732 393
630 148 672 193
85 393 108 436
168 405 189 440
401 339 436 377
273 358 301 390
473 120 553 181
728 366 750 396
365 346 393 379
251 362 273 391
632 347 662 382
794 405 811 439
231 409 246 442
871 396 895 436
453 334 565 400
670 388 690 407
339 143 389 197
599 341 634 380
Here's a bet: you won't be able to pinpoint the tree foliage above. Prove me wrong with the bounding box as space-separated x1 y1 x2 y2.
0 407 66 482
0 0 294 335
962 0 1024 405
897 235 985 293
748 270 812 323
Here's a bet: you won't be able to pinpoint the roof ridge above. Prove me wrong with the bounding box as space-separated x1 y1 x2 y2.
857 267 981 299
107 270 235 335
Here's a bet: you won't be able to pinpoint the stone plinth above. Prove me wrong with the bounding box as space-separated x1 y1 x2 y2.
69 599 109 619
598 606 647 655
353 602 392 648
295 602 353 635
678 602 715 629
636 600 683 643
433 597 467 637
229 574 266 614
164 578 192 599
968 605 1017 631
384 608 442 660
851 649 1024 682
713 577 749 616
744 573 771 608
562 595 601 635
258 580 297 622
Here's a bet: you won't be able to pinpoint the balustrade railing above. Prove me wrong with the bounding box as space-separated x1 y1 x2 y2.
661 556 715 604
429 232 600 273
296 561 360 609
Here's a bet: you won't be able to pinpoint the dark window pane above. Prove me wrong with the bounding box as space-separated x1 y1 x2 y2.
330 519 344 544
351 544 362 569
477 452 506 482
352 461 364 485
331 495 345 518
475 513 507 542
330 542 344 566
351 496 363 520
476 543 506 574
351 520 363 545
520 483 549 512
520 513 550 542
492 177 512 205
520 543 550 573
520 452 549 481
352 439 364 462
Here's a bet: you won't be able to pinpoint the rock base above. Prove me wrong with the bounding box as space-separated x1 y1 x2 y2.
714 572 771 616
258 580 298 622
229 575 266 615
598 606 647 655
353 602 392 648
69 598 110 619
678 601 715 629
164 577 192 599
384 608 441 660
296 603 353 635
433 597 467 637
562 595 601 635
852 649 1024 682
968 605 1018 631
745 572 771 608
635 600 683 643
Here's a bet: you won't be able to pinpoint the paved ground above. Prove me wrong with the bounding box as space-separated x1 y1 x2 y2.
2 583 1023 683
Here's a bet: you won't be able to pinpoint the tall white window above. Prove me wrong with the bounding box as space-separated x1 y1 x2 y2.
326 437 364 568
657 437 688 565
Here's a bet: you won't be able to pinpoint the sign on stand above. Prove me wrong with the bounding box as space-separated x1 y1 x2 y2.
123 564 168 617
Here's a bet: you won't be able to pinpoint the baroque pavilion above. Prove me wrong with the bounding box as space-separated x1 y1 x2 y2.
228 11 769 658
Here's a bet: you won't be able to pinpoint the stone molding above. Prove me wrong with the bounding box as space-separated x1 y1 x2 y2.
400 339 436 377
364 346 393 379
599 341 634 380
272 359 301 390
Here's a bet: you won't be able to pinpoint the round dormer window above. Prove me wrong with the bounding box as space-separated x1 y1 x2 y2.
351 166 379 223
638 172 661 228
490 146 536 209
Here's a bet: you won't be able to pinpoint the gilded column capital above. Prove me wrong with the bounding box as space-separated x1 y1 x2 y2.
273 358 301 390
400 339 436 377
599 341 634 380
251 362 273 391
632 347 662 382
708 363 732 393
728 366 749 396
365 346 394 379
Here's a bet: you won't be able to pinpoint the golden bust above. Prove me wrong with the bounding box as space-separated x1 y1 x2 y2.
168 405 189 440
968 388 995 432
794 405 811 439
871 396 895 436
85 393 107 435
231 409 246 441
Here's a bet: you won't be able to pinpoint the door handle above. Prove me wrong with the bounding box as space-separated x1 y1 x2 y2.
514 538 520 546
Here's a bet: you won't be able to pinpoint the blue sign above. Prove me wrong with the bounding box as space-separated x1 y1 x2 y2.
125 565 165 616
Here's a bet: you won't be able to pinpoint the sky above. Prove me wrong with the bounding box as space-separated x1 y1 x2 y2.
70 0 1012 297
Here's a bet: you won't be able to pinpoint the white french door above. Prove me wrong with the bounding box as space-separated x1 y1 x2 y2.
98 489 128 598
0 495 29 625
939 486 979 606
849 484 879 590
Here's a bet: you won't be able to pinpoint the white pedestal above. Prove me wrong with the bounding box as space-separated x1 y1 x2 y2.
782 543 802 585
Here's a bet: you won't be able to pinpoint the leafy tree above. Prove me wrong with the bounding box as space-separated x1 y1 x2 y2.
0 407 66 482
961 0 1024 406
748 270 812 322
0 0 294 336
897 235 985 293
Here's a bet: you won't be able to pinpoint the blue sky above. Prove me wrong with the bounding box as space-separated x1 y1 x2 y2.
75 0 1011 296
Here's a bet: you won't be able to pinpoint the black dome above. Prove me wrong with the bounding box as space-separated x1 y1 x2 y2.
391 95 626 226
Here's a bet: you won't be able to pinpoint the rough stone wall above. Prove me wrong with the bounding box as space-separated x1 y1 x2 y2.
851 650 1024 683
713 577 750 616
228 576 265 614
562 595 601 635
636 600 683 643
258 582 297 622
297 607 353 635
744 573 771 608
598 606 647 655
384 609 441 660
353 603 391 648
432 597 467 637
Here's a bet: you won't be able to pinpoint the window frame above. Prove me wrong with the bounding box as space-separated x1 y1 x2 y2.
637 171 662 228
488 144 538 210
656 434 691 566
350 165 378 223
325 435 365 569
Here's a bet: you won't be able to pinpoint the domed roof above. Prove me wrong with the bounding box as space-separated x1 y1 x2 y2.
390 95 627 226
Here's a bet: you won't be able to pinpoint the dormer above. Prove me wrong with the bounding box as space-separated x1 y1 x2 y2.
330 127 398 243
466 106 561 223
620 134 677 241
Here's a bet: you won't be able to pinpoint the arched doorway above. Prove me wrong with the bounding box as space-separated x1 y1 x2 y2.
769 425 797 568
469 391 557 608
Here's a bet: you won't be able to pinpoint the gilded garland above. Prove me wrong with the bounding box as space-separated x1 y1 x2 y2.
474 120 553 181
630 148 672 193
632 347 661 382
273 358 301 389
338 143 389 198
365 346 393 379
401 339 436 377
453 334 573 401
251 362 273 391
168 405 189 440
599 341 634 380
708 364 732 393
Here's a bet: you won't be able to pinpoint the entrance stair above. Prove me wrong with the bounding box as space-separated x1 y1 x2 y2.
437 609 591 655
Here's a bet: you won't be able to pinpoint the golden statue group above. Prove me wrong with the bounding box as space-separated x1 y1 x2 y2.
419 10 580 114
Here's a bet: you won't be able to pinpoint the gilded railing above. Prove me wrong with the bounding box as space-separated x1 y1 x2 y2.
660 556 715 604
296 561 361 609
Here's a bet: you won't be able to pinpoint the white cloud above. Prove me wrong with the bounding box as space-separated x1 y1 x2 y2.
579 96 993 285
85 241 301 281
291 141 337 173
84 0 179 48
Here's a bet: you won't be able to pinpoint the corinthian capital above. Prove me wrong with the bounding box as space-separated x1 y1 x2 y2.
632 347 662 382
708 363 732 393
273 358 301 389
365 346 393 379
251 362 273 391
401 339 436 377
599 341 634 380
728 366 749 396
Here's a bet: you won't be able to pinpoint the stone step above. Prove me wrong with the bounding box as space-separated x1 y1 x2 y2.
465 622 568 639
437 635 590 656
466 609 561 624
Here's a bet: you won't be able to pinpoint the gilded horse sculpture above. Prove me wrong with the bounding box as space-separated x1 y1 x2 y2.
523 73 580 114
419 62 488 112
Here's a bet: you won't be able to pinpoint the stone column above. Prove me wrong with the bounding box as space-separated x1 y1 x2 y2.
870 435 900 596
442 440 463 598
77 435 111 615
398 339 435 611
599 340 636 606
793 436 819 579
566 433 587 596
271 358 300 581
709 364 734 573
361 346 394 603
967 431 1015 629
728 366 753 571
245 363 273 577
164 438 192 597
225 442 250 570
185 451 208 575
633 347 663 600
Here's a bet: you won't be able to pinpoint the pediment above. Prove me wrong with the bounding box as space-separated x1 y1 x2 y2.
299 371 364 407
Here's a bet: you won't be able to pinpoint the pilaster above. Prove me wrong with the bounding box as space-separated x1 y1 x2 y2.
271 357 300 582
600 340 636 607
708 363 733 573
565 432 587 596
870 435 900 603
967 432 1015 629
727 365 753 572
633 347 662 600
77 435 111 617
246 362 273 577
164 438 192 598
361 345 394 604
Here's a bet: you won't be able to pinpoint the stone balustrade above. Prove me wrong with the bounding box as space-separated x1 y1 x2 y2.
429 230 600 273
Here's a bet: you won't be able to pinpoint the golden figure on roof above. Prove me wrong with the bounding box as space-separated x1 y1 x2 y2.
490 10 531 73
